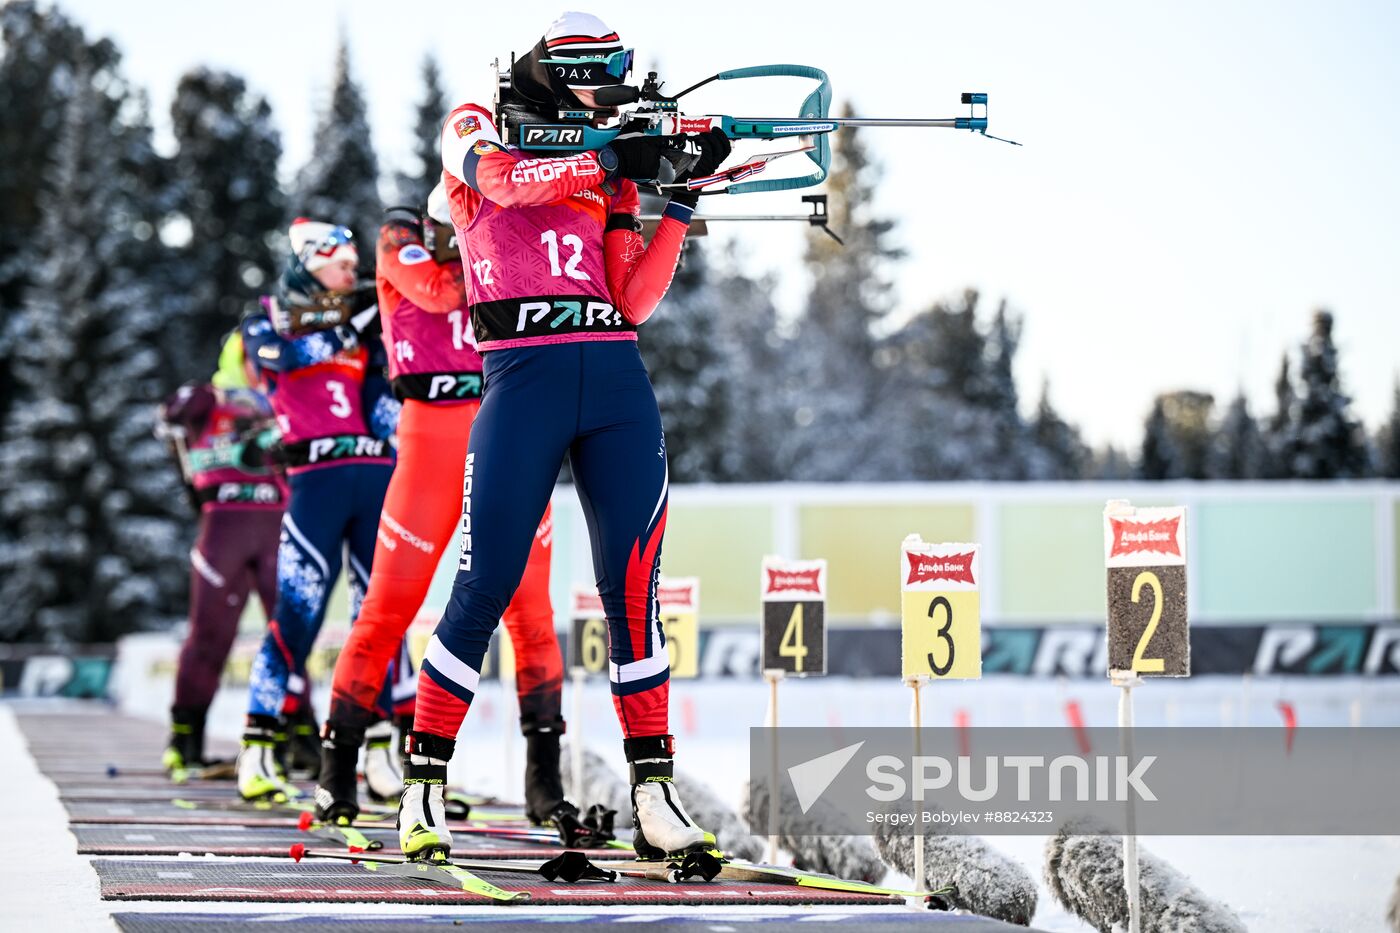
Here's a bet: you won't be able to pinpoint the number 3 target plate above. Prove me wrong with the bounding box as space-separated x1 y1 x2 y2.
1104 502 1190 677
900 537 981 680
761 557 827 676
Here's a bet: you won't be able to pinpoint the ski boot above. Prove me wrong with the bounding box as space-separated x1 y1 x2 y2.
313 721 363 824
363 719 404 803
162 705 206 781
284 704 322 780
625 734 718 861
237 714 299 801
398 731 454 861
524 721 615 847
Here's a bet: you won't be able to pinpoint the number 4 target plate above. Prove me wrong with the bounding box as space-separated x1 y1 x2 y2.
761 557 827 676
1104 502 1190 677
900 537 981 680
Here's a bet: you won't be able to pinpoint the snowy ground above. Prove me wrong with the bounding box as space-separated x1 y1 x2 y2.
111 659 1400 933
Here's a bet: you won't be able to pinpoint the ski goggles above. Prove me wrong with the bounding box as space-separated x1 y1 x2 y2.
300 226 357 270
541 48 634 87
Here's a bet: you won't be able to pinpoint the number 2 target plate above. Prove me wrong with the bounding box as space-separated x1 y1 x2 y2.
900 538 981 680
760 557 827 676
657 577 700 679
568 585 608 675
1104 503 1190 677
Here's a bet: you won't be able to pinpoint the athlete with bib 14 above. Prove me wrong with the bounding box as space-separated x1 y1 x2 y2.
398 11 731 863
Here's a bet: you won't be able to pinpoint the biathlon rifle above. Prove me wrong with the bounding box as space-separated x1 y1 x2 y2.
503 63 1019 196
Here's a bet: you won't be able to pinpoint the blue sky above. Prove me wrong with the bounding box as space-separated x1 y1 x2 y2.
54 0 1400 447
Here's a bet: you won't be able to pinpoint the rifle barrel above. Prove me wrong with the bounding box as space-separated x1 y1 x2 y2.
734 117 966 128
828 118 964 128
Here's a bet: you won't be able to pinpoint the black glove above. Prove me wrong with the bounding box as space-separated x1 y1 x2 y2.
669 129 733 208
598 134 672 182
333 304 380 350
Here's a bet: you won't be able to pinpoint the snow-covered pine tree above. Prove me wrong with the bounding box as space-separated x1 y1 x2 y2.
1209 391 1264 479
982 300 1032 479
881 292 992 480
1029 380 1089 480
0 3 120 427
1138 397 1177 480
709 245 786 481
0 60 188 644
1261 353 1297 479
1376 379 1400 480
395 54 449 206
637 241 730 482
166 68 284 380
293 36 382 275
1138 392 1214 479
783 107 904 480
1291 310 1370 478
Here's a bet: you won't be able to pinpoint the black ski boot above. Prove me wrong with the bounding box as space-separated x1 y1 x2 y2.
163 705 207 779
285 704 321 780
313 721 363 824
524 720 614 848
625 734 717 861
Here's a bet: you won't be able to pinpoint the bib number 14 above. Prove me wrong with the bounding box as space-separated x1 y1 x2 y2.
541 230 590 281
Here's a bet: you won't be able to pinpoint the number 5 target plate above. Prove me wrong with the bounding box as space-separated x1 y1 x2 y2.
657 577 700 679
1104 502 1190 677
900 537 981 680
761 558 827 676
568 585 608 675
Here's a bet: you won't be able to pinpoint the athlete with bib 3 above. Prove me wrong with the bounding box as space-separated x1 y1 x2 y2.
316 188 579 842
235 220 413 802
398 12 730 863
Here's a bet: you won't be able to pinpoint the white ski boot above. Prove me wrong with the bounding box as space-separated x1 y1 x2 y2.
398 731 454 860
237 715 298 801
626 734 717 860
363 719 404 803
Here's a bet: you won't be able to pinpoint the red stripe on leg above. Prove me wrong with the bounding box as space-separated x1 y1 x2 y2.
413 674 470 740
621 507 667 661
611 681 669 738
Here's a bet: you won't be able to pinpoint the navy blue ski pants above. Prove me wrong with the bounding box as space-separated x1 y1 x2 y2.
414 341 671 740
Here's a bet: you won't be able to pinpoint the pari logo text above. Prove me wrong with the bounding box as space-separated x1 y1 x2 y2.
1109 517 1181 558
906 551 976 586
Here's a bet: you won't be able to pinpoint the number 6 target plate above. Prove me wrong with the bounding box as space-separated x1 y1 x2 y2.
761 557 827 676
1104 502 1190 677
568 585 608 675
900 537 981 680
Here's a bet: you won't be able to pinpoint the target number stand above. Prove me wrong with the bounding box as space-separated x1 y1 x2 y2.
759 557 828 864
566 586 609 795
657 577 701 680
900 535 981 897
1103 500 1190 933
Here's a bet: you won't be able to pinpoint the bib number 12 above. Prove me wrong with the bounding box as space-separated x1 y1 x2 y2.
541 230 590 281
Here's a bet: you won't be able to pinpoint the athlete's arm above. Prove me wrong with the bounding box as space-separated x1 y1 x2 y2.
604 182 692 325
241 313 356 373
440 104 606 209
360 335 400 440
377 222 465 313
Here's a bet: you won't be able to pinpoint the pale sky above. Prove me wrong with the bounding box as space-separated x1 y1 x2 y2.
52 0 1400 448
